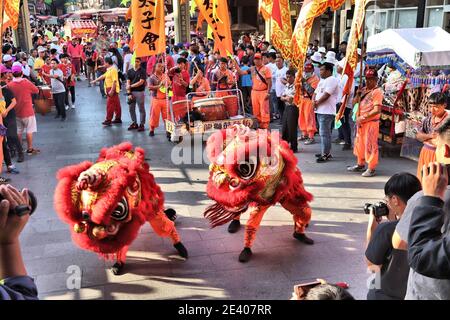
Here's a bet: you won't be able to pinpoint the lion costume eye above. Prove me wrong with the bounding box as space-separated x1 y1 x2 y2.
111 197 129 221
237 157 257 180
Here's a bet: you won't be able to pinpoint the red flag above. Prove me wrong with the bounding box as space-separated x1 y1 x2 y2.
336 0 368 124
272 0 283 30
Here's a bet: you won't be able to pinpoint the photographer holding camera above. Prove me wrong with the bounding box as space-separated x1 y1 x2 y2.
392 118 450 299
0 184 38 300
365 172 422 300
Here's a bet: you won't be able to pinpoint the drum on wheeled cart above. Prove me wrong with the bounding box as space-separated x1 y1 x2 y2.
34 86 54 115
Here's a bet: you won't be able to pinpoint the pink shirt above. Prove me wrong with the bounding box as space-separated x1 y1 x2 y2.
7 78 39 118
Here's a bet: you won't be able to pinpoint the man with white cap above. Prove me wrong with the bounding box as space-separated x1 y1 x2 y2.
2 55 13 69
310 52 322 78
50 37 63 54
318 47 327 61
33 46 47 72
324 51 337 66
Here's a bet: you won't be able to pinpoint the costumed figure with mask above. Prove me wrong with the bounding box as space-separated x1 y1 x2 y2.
298 63 320 144
204 125 314 263
54 143 188 275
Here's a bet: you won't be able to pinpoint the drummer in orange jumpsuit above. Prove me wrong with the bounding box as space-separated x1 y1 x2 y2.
234 53 272 129
347 69 383 177
212 57 236 99
298 63 320 144
148 62 171 137
190 70 211 103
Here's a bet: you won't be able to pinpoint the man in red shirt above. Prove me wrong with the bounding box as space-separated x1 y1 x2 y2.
6 65 40 155
40 57 52 85
169 57 190 102
59 54 76 109
146 52 175 76
67 37 83 79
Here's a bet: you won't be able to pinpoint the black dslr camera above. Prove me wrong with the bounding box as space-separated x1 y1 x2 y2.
364 202 389 218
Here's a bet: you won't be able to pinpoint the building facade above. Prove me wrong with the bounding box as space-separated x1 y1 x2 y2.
363 0 450 37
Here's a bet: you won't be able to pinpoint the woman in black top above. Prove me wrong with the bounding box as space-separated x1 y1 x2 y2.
365 172 422 300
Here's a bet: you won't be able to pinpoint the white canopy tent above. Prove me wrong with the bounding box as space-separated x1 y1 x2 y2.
367 27 450 70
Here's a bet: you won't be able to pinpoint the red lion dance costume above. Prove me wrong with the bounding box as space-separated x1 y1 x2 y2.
205 125 314 262
54 142 188 275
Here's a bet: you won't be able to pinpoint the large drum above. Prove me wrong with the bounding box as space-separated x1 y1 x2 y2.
222 95 239 117
194 98 227 121
34 86 54 115
172 100 192 123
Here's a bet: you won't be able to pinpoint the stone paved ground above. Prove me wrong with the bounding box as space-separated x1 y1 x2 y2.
10 82 416 300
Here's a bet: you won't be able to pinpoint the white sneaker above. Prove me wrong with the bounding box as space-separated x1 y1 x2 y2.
362 169 376 177
71 104 76 109
65 105 69 111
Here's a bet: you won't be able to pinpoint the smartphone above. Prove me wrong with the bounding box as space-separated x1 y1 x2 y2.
294 280 321 298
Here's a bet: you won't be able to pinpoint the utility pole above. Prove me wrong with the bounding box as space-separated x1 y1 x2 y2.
416 0 426 28
16 0 33 51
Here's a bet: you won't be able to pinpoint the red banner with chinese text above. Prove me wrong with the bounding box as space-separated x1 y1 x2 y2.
131 0 166 57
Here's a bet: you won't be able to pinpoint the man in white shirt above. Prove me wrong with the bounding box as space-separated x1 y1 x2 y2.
281 68 299 152
122 46 133 75
50 37 63 54
274 56 288 120
313 62 339 163
265 52 279 121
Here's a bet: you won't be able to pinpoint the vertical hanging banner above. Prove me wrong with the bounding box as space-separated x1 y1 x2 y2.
259 0 273 21
0 0 20 32
291 0 346 103
131 0 166 57
336 0 368 125
194 0 233 57
271 0 293 61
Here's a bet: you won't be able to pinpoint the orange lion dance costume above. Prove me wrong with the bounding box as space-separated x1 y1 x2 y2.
54 142 188 275
204 125 314 262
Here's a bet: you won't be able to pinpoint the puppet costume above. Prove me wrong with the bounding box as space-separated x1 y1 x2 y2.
204 125 314 262
54 142 188 275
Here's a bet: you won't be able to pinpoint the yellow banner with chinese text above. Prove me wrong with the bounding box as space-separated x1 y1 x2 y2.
195 0 233 57
131 0 166 57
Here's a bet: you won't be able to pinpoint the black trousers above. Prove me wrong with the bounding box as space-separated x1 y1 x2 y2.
4 113 23 155
282 104 299 152
54 92 66 118
241 86 252 114
65 86 75 106
277 97 285 121
2 139 12 166
339 107 352 145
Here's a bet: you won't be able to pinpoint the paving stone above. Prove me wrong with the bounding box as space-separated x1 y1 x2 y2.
14 82 417 300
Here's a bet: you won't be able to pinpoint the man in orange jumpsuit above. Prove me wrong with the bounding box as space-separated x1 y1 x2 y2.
298 63 320 144
148 62 171 137
347 69 382 177
212 57 236 97
234 53 272 129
